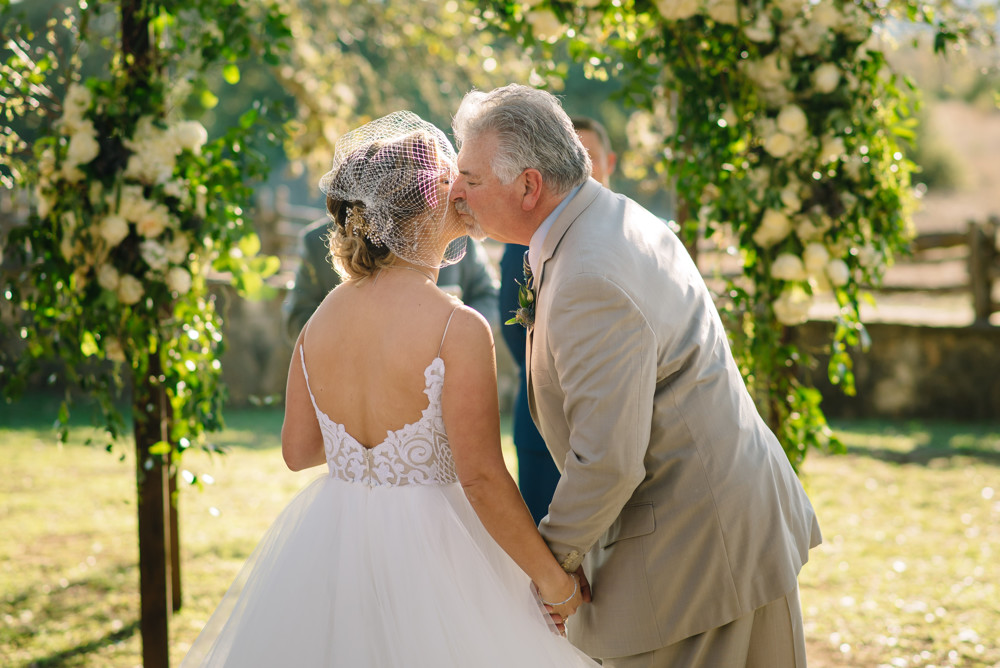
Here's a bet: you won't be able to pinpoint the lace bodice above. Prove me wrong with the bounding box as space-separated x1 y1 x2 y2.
299 349 458 488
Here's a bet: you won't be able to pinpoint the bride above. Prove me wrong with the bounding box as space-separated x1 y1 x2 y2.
181 111 597 667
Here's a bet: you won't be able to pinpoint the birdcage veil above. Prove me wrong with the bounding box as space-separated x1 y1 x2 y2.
319 111 467 268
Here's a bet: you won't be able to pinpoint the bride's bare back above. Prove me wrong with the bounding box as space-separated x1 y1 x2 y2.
304 270 464 448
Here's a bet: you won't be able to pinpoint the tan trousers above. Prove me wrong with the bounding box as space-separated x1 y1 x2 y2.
600 585 807 668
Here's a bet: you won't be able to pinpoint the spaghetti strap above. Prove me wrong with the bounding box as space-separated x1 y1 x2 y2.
437 306 461 358
297 326 323 414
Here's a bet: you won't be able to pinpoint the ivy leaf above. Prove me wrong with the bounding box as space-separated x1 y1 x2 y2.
223 63 240 85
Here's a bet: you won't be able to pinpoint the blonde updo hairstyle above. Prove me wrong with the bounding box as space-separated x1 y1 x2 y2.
325 130 444 280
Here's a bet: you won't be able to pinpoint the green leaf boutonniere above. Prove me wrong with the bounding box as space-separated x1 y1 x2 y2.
506 249 535 329
506 280 535 329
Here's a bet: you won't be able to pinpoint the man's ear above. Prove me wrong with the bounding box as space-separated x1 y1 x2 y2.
521 169 543 211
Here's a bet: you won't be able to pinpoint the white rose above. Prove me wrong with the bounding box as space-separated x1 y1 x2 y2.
763 131 794 158
135 204 172 238
97 263 120 291
117 274 145 305
842 4 872 41
100 214 131 247
124 146 177 185
163 179 187 200
776 104 808 136
59 235 79 261
655 0 700 20
811 1 842 30
61 165 85 183
66 129 100 167
171 121 208 154
752 209 792 248
165 235 190 264
105 338 126 363
58 85 92 135
813 63 840 94
773 285 812 326
774 0 805 22
61 211 77 233
706 0 738 24
745 53 788 89
820 135 846 163
525 9 566 43
803 242 830 274
140 239 170 272
35 184 55 219
117 186 152 222
826 258 850 286
63 83 92 118
744 15 774 42
166 266 192 295
781 19 828 56
855 243 879 269
124 118 180 184
771 253 808 282
758 85 793 108
780 185 802 212
796 215 826 242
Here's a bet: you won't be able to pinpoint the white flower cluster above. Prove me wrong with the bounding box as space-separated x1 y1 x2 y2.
125 116 208 185
635 0 879 327
33 82 208 320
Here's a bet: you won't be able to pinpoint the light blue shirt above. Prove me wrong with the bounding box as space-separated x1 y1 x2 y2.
528 184 582 284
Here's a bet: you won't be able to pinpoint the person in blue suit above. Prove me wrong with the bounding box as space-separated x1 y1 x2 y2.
498 116 617 524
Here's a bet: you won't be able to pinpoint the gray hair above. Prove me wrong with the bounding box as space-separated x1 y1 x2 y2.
452 84 591 195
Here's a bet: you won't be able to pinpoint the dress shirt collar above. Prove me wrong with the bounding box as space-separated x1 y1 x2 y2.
528 184 582 279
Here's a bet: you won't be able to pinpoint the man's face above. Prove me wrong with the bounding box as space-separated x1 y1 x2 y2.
450 131 526 244
577 129 615 187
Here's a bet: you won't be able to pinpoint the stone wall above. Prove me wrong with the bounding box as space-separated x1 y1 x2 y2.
792 321 1000 420
218 288 1000 420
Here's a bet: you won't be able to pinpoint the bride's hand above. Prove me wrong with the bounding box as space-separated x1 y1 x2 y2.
537 571 583 632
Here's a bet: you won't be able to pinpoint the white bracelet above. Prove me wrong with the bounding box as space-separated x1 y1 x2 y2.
540 575 578 607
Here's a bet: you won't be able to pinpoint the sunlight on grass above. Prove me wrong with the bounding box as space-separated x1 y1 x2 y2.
1 398 997 667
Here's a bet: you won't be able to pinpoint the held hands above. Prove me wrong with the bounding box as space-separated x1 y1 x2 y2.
537 568 591 635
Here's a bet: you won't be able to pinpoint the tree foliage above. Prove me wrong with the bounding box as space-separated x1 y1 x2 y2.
481 0 995 469
0 0 291 464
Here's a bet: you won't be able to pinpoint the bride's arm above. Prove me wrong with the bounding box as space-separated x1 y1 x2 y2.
442 308 581 620
281 328 326 471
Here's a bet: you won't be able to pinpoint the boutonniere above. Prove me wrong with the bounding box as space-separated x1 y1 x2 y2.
506 280 535 329
505 249 535 329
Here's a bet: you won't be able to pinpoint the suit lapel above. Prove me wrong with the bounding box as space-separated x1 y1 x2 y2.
533 178 603 291
525 179 603 424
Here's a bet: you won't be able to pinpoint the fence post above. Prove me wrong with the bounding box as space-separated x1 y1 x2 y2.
968 219 998 325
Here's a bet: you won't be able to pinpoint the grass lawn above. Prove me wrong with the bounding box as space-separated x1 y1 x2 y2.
1 396 997 667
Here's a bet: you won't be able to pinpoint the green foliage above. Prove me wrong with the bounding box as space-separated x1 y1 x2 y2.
267 0 535 183
0 0 291 463
474 0 996 468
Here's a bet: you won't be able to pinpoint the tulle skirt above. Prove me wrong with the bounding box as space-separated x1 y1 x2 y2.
182 475 596 667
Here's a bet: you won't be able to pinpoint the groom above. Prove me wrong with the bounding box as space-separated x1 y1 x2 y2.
450 84 822 667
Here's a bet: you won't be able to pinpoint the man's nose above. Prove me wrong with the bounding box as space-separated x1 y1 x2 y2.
449 177 465 202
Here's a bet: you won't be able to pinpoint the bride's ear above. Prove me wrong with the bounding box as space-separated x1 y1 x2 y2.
520 169 543 211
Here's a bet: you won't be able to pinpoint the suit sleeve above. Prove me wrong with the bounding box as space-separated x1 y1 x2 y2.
538 273 657 570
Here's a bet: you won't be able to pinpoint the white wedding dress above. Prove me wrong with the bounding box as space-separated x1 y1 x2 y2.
182 318 597 667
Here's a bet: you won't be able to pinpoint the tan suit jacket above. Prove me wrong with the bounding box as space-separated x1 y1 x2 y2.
528 179 822 659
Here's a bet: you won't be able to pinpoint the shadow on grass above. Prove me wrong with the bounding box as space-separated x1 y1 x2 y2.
28 619 140 667
844 443 1000 465
1 391 286 451
833 419 1000 466
2 559 139 667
